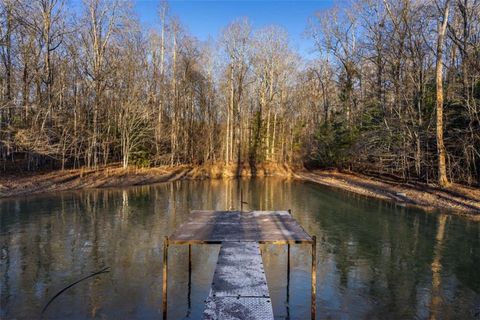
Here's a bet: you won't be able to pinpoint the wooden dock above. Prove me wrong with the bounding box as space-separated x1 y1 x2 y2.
163 210 316 319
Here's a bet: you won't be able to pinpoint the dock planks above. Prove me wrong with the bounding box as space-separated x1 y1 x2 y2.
169 210 312 244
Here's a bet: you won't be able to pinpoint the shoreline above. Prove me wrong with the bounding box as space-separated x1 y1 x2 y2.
0 163 294 199
1 165 479 220
295 170 480 220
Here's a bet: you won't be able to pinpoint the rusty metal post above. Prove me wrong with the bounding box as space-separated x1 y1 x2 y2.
286 243 291 316
287 207 292 290
188 244 192 312
287 244 291 281
162 236 169 319
240 189 243 212
188 244 192 274
311 235 317 320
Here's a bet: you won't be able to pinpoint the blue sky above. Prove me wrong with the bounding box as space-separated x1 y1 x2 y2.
134 0 336 58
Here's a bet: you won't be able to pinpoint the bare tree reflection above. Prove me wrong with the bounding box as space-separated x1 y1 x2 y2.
429 214 447 320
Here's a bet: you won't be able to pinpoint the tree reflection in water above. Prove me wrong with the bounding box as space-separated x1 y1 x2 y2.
0 178 479 319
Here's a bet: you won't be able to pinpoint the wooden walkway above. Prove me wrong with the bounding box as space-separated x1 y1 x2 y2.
163 210 316 319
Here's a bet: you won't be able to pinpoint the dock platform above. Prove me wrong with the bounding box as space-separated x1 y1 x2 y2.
163 210 316 319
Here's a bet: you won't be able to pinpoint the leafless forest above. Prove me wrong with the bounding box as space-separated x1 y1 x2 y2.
0 0 479 186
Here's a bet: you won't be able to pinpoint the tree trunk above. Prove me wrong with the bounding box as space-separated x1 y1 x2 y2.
435 0 451 187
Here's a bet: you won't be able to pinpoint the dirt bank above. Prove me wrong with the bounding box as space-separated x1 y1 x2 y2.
0 166 188 199
1 165 479 220
296 170 480 220
0 163 293 199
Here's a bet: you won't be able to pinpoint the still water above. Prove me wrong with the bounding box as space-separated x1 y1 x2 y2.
1 178 479 319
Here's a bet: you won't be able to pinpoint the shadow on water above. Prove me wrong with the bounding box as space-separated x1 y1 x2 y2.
1 178 479 319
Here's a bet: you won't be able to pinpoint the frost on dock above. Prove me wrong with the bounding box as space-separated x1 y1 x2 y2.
164 210 316 319
203 242 273 320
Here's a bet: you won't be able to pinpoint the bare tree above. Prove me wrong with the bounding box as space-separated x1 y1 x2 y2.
0 0 478 186
435 0 452 186
220 18 251 165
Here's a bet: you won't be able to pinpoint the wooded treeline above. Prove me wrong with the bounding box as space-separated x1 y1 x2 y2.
1 0 479 185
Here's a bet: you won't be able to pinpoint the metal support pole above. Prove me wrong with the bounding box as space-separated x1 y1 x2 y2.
287 244 291 282
311 236 317 320
162 236 169 319
187 244 192 313
188 244 192 274
286 243 291 318
240 189 243 212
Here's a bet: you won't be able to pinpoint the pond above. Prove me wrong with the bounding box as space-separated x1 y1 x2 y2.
1 178 479 319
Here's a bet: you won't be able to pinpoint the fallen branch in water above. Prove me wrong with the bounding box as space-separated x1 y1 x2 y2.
41 267 110 315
